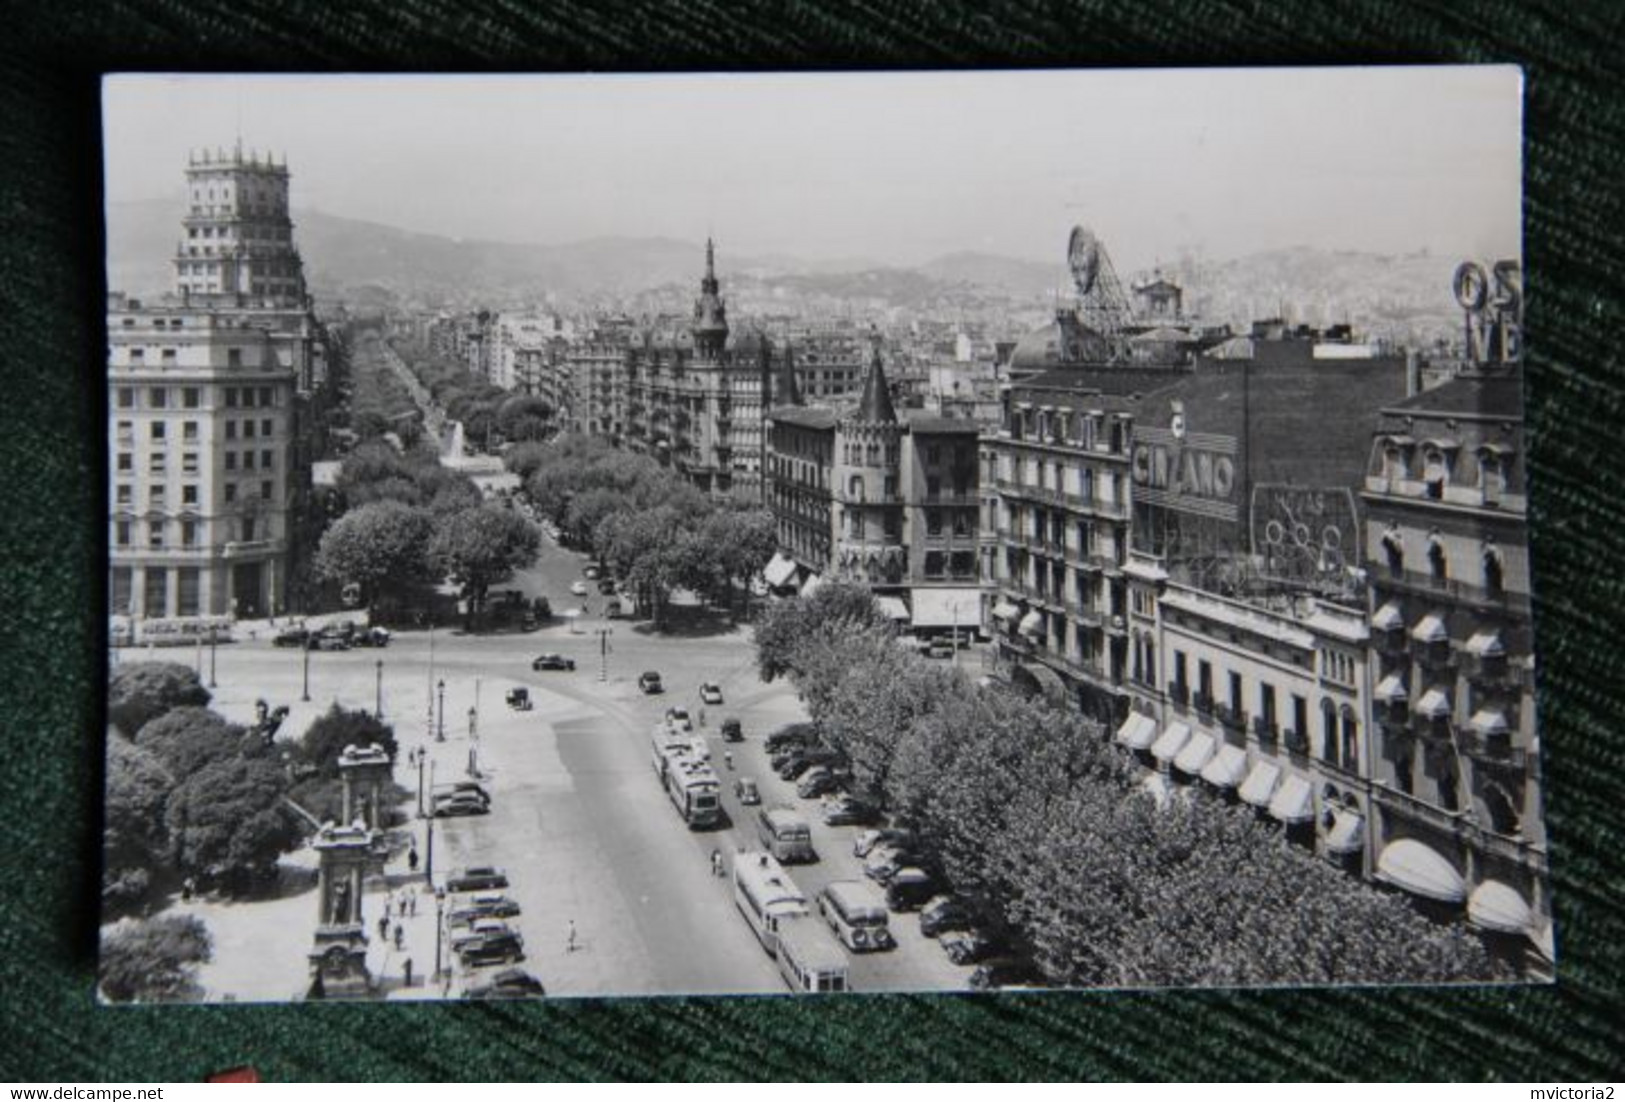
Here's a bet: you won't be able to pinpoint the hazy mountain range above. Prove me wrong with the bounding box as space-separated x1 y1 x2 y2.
106 197 1468 340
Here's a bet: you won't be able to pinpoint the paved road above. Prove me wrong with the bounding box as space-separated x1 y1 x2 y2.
189 530 970 997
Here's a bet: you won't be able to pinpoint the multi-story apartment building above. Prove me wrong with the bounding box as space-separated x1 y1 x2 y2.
109 145 314 624
765 345 982 631
1358 270 1547 963
986 379 1138 717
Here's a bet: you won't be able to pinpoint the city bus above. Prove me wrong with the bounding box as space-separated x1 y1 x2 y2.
817 879 895 952
731 849 810 955
650 723 688 779
755 806 816 864
660 746 722 828
773 913 850 994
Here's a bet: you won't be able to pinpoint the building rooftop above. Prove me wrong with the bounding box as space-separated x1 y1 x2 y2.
768 406 839 430
1384 371 1525 420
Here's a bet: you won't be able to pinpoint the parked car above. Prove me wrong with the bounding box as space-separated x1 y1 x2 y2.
638 671 664 694
451 918 514 952
885 868 937 911
352 626 391 648
777 749 843 782
464 968 545 999
734 776 761 805
458 931 525 968
863 845 918 885
822 794 879 827
968 958 1045 991
532 653 576 671
699 682 724 705
720 716 743 742
944 929 1004 965
449 894 521 926
764 726 815 754
569 580 589 596
919 895 974 938
311 630 352 651
853 828 916 859
434 793 491 818
798 767 847 800
272 626 310 648
448 782 490 803
446 866 509 892
505 687 532 710
665 706 693 732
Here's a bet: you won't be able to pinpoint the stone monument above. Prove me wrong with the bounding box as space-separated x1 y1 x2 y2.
305 821 376 1000
337 742 393 832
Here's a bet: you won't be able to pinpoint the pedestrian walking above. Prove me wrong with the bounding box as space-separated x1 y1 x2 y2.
393 924 405 951
181 876 196 903
567 920 578 953
408 892 418 917
723 750 734 771
378 915 389 940
710 848 723 877
403 958 414 988
408 846 420 874
384 893 393 919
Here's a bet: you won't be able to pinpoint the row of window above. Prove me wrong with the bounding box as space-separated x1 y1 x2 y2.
114 417 277 443
110 565 202 618
114 515 266 549
1380 528 1507 594
1007 407 1129 453
114 385 281 410
116 449 276 474
1378 440 1511 498
114 479 275 509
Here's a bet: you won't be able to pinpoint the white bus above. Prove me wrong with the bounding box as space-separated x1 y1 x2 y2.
661 747 722 829
755 806 816 864
650 723 688 777
817 879 895 952
731 850 809 955
774 914 850 993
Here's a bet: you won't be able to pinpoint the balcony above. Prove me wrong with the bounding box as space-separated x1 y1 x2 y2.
1377 567 1531 617
1192 691 1215 717
1071 603 1102 629
1167 682 1190 709
1252 716 1279 745
1373 629 1409 658
1283 727 1310 757
1415 641 1455 672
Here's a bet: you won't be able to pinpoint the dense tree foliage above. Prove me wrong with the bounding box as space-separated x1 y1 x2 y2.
99 915 213 1004
166 755 302 887
104 734 175 908
132 706 257 787
295 704 398 779
429 504 541 626
314 500 436 613
107 661 211 739
756 589 1508 988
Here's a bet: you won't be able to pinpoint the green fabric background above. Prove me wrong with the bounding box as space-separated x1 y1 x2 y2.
2 0 1621 1082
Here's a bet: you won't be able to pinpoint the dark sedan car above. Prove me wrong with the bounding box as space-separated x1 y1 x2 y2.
464 968 546 999
944 929 1004 965
885 868 937 912
532 653 576 671
638 671 664 694
272 626 310 648
446 866 509 892
458 931 525 968
919 895 974 938
433 794 491 818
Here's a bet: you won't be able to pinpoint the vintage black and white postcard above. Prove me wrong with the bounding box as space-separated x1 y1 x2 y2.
100 68 1542 1004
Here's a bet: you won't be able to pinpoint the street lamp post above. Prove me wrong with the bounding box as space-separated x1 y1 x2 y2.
375 659 384 719
301 640 311 702
208 624 218 689
436 679 446 742
416 747 426 818
425 758 436 882
597 627 613 683
433 887 447 985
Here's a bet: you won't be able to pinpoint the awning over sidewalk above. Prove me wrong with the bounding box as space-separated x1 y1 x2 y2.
1199 744 1249 789
1415 687 1452 719
1371 601 1403 631
1115 712 1158 751
1173 731 1216 775
1411 613 1448 644
1267 773 1315 824
910 587 981 629
1150 721 1192 764
991 600 1019 621
1377 839 1466 903
1470 707 1510 737
763 552 799 588
1238 760 1281 808
1466 629 1505 658
1468 880 1534 935
875 596 910 622
1323 808 1365 855
800 573 823 597
1375 673 1408 703
1017 610 1043 637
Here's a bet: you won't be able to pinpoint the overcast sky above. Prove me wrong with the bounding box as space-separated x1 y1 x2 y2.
103 68 1521 272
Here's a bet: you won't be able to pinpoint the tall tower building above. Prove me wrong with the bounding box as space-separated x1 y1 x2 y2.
175 145 307 305
691 237 729 359
109 145 316 627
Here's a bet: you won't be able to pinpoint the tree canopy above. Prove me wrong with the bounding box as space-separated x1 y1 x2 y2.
103 734 175 908
314 500 436 611
133 706 257 780
165 755 302 887
107 661 211 739
428 504 540 622
99 915 213 1004
296 704 398 779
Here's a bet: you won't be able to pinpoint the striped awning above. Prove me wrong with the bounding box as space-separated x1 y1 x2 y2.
1411 613 1448 644
1238 760 1281 808
1268 774 1315 824
1377 839 1466 903
1468 880 1534 935
1415 688 1452 720
1115 712 1158 751
1173 731 1216 774
1199 744 1249 789
1324 809 1365 855
1150 721 1192 763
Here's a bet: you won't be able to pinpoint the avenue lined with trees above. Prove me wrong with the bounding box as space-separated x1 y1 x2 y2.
753 582 1510 989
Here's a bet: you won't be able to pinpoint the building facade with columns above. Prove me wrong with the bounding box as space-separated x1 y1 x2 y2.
108 145 316 623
